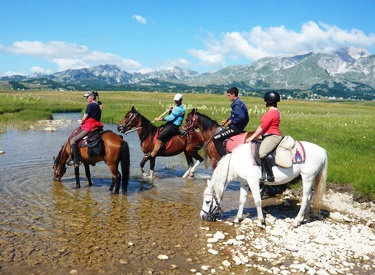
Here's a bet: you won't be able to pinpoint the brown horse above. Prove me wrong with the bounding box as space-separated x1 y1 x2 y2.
117 106 205 178
184 108 256 169
53 130 130 194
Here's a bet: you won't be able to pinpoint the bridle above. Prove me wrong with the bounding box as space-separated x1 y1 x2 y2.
53 145 68 180
201 191 222 221
118 112 142 134
185 112 197 132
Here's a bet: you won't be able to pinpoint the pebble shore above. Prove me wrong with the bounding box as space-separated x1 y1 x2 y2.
199 189 375 274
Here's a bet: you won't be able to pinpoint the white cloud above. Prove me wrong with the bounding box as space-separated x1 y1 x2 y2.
190 21 375 67
133 15 147 24
0 40 144 73
161 58 191 70
30 66 52 74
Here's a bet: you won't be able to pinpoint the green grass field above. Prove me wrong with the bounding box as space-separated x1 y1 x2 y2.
1 90 374 200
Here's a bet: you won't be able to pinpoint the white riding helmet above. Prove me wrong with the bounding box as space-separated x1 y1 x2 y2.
174 93 183 101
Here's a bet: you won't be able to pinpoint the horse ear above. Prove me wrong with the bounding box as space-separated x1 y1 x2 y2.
207 179 210 186
131 106 136 112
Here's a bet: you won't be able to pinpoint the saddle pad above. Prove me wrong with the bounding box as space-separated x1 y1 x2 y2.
251 140 306 167
292 141 306 163
153 131 174 151
226 132 248 153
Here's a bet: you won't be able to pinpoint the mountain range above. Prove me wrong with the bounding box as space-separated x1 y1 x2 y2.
1 46 374 100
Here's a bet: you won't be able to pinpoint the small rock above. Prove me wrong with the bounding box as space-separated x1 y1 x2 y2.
157 254 168 260
222 260 231 267
208 249 218 255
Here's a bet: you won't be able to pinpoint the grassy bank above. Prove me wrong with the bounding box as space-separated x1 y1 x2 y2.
1 90 374 200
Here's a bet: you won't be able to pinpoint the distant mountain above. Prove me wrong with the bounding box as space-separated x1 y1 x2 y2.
1 47 374 100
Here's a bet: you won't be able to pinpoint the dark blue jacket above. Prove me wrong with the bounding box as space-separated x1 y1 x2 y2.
228 98 249 131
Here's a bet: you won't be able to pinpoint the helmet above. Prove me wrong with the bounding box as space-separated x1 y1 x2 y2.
174 93 183 101
264 91 280 103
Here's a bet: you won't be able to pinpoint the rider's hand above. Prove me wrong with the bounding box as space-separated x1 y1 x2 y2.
155 117 163 121
221 120 227 126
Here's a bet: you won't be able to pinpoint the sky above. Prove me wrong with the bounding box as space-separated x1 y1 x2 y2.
1 0 375 77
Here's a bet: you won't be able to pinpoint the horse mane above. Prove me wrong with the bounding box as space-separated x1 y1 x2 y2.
195 111 220 131
138 112 157 141
54 146 63 166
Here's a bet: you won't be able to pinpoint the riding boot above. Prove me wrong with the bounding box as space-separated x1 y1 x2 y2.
150 139 163 158
71 143 80 167
260 157 275 182
213 139 226 157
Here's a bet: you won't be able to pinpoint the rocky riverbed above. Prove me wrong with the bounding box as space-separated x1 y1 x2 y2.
198 189 375 275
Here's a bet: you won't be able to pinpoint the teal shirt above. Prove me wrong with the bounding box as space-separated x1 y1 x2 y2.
164 105 185 127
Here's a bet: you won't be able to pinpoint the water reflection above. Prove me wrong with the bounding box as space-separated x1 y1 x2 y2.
0 113 254 273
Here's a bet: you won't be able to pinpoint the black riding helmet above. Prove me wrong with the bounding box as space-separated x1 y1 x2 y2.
264 91 280 103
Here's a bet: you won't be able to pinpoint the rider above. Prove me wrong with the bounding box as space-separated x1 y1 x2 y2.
213 87 249 157
70 91 103 167
146 93 185 160
246 91 282 182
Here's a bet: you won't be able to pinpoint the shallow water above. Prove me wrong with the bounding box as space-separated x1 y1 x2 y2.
0 113 263 274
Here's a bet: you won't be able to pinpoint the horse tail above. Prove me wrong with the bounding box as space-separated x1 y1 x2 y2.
312 149 328 214
120 140 131 194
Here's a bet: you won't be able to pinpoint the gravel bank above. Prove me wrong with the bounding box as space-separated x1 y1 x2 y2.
199 189 375 274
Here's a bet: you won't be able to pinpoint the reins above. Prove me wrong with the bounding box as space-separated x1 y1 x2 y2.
201 153 232 220
123 109 171 135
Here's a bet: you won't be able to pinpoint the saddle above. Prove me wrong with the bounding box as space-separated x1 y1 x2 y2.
153 127 187 151
225 132 248 153
212 127 248 153
251 136 306 168
72 127 105 156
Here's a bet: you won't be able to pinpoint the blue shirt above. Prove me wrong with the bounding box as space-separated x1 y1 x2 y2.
228 98 249 131
164 104 185 127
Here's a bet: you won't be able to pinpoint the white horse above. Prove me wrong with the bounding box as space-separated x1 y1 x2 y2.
200 141 328 227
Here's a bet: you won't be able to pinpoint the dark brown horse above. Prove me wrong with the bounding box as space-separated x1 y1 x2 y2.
184 108 256 169
53 130 130 194
117 106 204 178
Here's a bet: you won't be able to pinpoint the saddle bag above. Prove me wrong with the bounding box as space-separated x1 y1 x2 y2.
86 130 103 156
275 136 295 168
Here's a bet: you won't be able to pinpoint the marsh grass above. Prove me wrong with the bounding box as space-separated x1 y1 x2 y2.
1 90 374 199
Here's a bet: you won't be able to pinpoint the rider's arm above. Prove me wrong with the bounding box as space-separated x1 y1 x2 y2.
81 113 88 125
246 125 263 142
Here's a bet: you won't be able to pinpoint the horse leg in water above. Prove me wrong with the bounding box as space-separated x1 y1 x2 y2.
149 157 156 178
74 166 80 189
83 163 93 186
107 162 122 194
140 154 149 178
182 151 201 178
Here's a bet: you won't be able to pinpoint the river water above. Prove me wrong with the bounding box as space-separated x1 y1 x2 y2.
0 113 264 274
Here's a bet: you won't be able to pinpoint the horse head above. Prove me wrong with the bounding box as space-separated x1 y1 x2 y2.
117 106 140 133
53 144 68 181
185 108 199 131
200 179 222 221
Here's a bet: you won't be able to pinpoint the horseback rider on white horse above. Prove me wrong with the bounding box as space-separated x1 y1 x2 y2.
246 91 282 182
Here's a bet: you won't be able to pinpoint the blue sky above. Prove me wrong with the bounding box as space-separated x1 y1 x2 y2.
1 0 374 76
